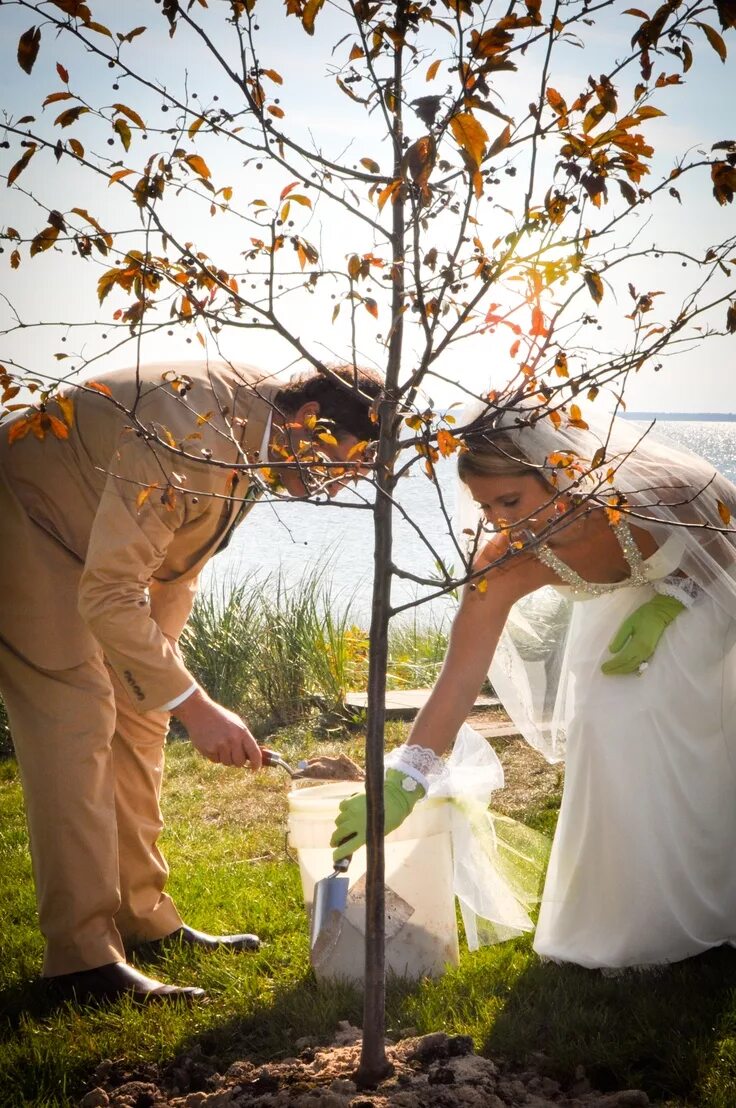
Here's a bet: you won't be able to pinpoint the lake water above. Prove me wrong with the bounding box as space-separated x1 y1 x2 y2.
203 421 736 625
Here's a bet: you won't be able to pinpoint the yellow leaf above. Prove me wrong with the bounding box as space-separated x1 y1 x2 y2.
697 21 727 62
317 431 338 445
717 498 732 525
487 124 512 159
97 268 120 304
113 117 132 151
584 270 604 304
184 154 211 179
30 225 60 257
7 144 37 188
112 102 145 129
364 297 378 319
56 394 74 427
349 44 363 61
360 157 380 173
347 439 369 459
570 404 583 422
377 179 401 211
136 484 157 510
554 352 568 378
108 168 134 185
188 115 205 139
302 0 325 34
477 578 488 594
449 112 488 167
426 59 441 81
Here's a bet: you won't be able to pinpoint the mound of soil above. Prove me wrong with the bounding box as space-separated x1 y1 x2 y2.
78 1027 649 1108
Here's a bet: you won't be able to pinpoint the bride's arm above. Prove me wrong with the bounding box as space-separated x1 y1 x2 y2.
404 533 546 758
331 534 550 861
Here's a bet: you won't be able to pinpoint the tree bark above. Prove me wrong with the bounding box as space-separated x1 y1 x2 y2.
356 0 407 1088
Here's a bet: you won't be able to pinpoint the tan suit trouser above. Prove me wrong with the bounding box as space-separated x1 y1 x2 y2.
0 637 183 976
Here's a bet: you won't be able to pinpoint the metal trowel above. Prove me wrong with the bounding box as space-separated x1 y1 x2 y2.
310 852 352 966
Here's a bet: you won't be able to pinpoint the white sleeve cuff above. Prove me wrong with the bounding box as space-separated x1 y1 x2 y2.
156 683 198 712
653 575 700 609
385 743 445 793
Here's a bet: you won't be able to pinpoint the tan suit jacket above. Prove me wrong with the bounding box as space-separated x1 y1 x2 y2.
0 361 281 711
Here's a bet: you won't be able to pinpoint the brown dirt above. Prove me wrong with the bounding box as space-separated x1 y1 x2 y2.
78 1027 650 1108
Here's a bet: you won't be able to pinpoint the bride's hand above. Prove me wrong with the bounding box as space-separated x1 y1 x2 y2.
601 594 685 675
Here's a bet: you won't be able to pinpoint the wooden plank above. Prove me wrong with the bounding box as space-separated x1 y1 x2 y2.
343 688 500 720
473 721 522 740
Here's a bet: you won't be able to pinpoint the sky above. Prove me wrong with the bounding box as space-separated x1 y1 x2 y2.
1 0 735 413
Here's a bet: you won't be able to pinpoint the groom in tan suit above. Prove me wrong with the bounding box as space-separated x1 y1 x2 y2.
0 359 381 1003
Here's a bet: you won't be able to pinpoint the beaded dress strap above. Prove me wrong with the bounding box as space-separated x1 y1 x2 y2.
532 516 650 598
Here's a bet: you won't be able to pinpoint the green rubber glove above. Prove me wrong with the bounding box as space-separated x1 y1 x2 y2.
601 593 686 676
330 769 426 864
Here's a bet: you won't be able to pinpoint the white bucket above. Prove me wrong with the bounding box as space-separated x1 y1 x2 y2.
287 781 459 983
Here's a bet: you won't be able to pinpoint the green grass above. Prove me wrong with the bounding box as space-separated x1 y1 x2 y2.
4 733 736 1107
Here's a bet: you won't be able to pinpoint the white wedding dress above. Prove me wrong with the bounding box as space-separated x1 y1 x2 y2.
522 524 736 970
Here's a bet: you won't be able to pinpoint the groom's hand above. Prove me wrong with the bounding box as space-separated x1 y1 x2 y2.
173 688 262 768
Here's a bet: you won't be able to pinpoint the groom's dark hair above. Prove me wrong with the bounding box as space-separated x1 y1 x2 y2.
275 364 383 442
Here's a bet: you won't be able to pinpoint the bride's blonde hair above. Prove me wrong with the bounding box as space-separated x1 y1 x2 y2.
458 427 550 484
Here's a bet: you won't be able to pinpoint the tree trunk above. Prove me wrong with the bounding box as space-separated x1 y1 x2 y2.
356 0 407 1087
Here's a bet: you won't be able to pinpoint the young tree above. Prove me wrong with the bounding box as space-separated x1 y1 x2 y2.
2 0 735 1083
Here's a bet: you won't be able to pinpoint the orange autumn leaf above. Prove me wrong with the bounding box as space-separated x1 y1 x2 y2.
85 381 113 397
7 414 34 444
48 414 69 440
449 112 488 167
437 428 460 457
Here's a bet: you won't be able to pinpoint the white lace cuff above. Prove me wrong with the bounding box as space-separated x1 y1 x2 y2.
653 574 700 609
385 743 445 793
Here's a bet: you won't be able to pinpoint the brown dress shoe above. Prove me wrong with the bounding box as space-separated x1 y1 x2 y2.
46 961 206 1004
153 924 261 953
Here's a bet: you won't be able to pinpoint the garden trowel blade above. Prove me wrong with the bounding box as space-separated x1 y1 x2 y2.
310 857 350 966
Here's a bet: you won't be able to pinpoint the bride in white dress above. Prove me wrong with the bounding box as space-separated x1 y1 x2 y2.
332 395 736 971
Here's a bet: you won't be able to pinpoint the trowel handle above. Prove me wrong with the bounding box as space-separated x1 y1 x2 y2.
260 748 297 777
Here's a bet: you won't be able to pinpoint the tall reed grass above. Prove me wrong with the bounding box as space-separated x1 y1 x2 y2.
179 564 449 733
